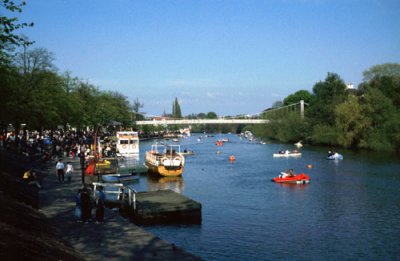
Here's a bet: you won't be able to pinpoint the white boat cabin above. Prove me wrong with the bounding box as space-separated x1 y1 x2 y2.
116 131 139 155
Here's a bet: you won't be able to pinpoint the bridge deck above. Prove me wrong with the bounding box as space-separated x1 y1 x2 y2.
136 119 269 125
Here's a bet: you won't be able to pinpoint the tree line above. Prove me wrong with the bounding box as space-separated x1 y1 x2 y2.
253 64 400 152
1 0 142 131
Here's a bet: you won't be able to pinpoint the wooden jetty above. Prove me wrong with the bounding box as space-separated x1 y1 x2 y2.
92 183 202 225
126 187 202 225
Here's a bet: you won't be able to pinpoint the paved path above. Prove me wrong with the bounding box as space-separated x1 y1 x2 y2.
39 157 201 260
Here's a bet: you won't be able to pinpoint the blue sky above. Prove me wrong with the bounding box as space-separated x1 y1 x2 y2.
18 0 400 116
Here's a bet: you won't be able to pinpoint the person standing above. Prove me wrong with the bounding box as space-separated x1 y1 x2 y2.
75 189 82 222
95 185 106 224
81 187 91 223
55 159 65 183
79 152 85 184
65 161 74 183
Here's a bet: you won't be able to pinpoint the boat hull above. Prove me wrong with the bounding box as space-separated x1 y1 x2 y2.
273 153 302 157
145 162 184 177
102 174 139 183
272 173 310 184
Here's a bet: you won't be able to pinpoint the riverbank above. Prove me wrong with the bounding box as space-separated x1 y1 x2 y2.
0 152 84 260
0 151 201 260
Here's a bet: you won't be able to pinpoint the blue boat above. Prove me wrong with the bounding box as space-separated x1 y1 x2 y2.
101 173 139 183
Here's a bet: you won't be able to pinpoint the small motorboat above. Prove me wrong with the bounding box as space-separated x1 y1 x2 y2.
181 150 195 156
326 153 343 160
272 172 310 184
273 150 302 157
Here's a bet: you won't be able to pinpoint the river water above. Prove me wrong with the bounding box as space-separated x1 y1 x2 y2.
130 133 400 260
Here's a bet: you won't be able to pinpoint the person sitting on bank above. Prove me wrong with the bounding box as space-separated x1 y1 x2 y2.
23 169 32 182
28 171 41 189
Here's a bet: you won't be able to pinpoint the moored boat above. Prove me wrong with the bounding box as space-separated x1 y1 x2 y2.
272 172 310 184
116 131 139 156
101 173 139 183
145 143 185 177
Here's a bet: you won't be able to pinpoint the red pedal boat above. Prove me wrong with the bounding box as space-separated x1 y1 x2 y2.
272 172 310 184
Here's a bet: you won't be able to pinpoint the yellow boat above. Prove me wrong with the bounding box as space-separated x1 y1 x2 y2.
145 143 185 177
96 159 111 168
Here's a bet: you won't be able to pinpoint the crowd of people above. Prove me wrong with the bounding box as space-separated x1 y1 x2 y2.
1 128 111 224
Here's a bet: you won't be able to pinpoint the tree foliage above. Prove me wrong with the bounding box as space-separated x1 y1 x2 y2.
172 97 182 119
283 90 312 105
0 0 34 63
254 67 400 152
335 95 370 148
363 63 400 82
1 45 134 130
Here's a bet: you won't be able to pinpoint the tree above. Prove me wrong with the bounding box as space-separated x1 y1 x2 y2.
206 112 217 119
363 63 400 82
272 101 283 108
0 0 34 63
172 97 182 119
283 90 312 105
132 97 144 121
197 112 206 119
335 95 370 148
61 70 79 94
14 47 57 75
307 73 348 126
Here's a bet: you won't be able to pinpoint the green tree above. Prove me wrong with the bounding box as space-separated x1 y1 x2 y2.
335 95 370 148
272 101 283 108
172 97 182 118
0 0 34 63
206 112 217 119
363 63 400 82
283 90 312 105
307 73 348 126
131 97 144 121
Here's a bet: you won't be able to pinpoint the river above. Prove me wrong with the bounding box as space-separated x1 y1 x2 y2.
130 133 400 260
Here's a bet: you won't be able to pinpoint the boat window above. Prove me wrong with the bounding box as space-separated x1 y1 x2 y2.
120 140 128 145
129 140 137 144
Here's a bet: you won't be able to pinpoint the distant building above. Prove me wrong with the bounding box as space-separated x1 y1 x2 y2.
346 83 354 89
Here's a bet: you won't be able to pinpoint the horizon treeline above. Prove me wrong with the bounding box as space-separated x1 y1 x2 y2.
253 64 400 152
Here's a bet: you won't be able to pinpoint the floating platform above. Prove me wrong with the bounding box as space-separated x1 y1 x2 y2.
131 190 202 225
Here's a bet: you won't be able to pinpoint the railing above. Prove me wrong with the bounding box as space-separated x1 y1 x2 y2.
262 100 308 118
125 184 137 210
92 182 125 201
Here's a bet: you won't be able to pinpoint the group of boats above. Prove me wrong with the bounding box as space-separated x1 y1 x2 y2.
270 141 344 185
84 131 188 184
86 131 344 186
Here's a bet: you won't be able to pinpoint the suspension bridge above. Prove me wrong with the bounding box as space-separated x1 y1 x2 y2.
135 100 306 126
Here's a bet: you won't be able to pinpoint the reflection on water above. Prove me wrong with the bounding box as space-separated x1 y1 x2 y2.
276 182 309 190
146 174 185 193
136 133 400 261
